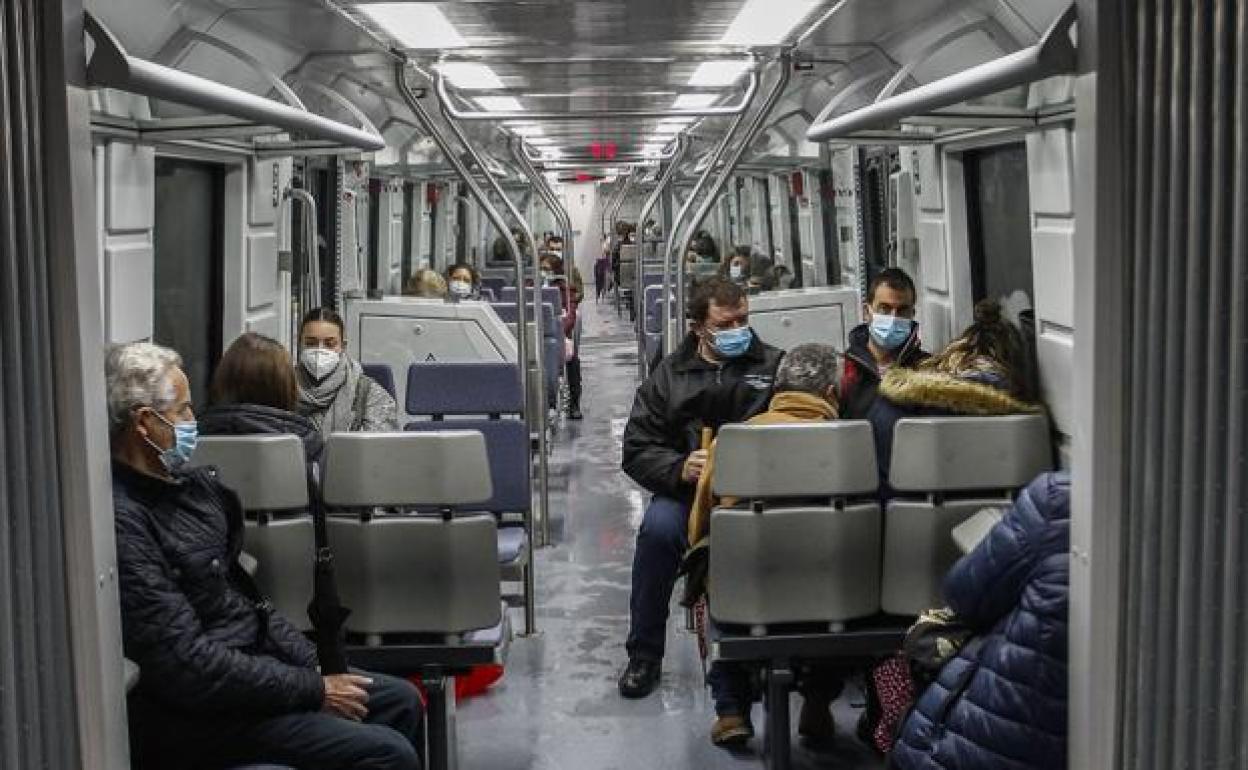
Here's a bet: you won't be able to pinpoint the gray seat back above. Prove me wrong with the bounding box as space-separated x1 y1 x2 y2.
322 432 501 634
882 414 1052 615
708 421 883 627
190 435 313 629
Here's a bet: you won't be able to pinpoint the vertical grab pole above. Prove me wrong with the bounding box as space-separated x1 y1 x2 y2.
675 55 792 330
395 62 541 634
633 137 689 377
662 60 760 356
432 73 553 555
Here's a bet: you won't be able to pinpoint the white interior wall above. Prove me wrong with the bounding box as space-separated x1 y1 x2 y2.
563 182 600 282
376 178 404 293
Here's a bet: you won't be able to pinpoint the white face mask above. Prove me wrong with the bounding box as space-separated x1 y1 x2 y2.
450 280 473 297
300 347 340 381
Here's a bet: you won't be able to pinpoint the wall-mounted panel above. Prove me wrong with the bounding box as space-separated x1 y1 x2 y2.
1026 128 1075 216
1036 327 1073 434
246 313 280 339
249 159 280 227
921 298 953 352
918 219 949 292
105 142 155 232
917 147 943 211
1032 226 1076 328
246 233 278 310
105 241 154 343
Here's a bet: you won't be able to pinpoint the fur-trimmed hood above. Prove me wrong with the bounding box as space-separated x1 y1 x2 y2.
878 366 1040 416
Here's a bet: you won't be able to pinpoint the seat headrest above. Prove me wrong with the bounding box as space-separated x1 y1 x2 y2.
712 421 878 498
888 414 1052 492
405 362 524 415
322 431 492 507
192 435 308 510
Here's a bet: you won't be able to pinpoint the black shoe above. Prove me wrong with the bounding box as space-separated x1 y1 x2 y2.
568 405 583 420
618 658 661 698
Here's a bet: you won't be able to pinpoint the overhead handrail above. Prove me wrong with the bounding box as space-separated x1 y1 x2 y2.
806 5 1076 142
167 29 307 112
288 79 381 138
84 12 385 152
609 173 639 239
510 142 577 270
671 53 792 337
435 69 761 121
395 61 541 630
600 174 632 238
633 136 689 377
430 70 555 556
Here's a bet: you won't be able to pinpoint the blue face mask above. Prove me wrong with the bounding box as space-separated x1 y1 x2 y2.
147 410 198 472
711 326 753 358
868 312 914 352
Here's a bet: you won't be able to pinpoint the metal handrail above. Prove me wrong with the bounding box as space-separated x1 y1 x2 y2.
395 61 540 632
805 5 1076 142
436 69 760 121
432 77 554 555
84 12 385 152
609 173 639 238
633 136 689 377
600 173 632 238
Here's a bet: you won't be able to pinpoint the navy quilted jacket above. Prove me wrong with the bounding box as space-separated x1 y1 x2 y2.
892 472 1070 770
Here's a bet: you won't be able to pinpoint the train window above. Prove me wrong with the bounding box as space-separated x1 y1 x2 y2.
152 158 224 406
964 143 1034 310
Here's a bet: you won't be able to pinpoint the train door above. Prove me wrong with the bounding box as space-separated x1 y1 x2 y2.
152 158 224 405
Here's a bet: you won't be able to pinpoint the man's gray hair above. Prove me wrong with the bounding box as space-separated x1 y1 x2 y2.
105 342 182 435
775 343 841 397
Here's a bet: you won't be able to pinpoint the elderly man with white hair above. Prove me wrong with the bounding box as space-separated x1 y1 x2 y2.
106 341 424 770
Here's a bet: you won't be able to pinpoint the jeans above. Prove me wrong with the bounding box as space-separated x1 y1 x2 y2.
130 670 424 770
708 662 755 718
567 357 582 408
626 495 690 661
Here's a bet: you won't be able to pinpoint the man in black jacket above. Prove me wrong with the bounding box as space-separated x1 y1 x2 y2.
839 267 929 418
105 342 423 770
618 279 783 704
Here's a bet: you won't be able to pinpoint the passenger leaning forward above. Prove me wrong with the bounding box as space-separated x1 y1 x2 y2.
106 342 424 770
618 278 783 699
297 307 399 434
839 267 929 418
685 343 846 747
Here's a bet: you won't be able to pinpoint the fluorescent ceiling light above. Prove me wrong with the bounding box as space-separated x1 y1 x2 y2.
689 60 752 87
358 4 467 49
435 62 503 90
475 96 524 112
510 124 544 137
673 93 718 109
525 137 556 145
720 0 821 45
658 117 696 126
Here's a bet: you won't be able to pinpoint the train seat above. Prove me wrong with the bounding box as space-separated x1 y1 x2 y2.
324 432 502 636
882 414 1053 615
361 362 397 401
191 435 315 631
490 300 562 410
403 362 535 631
479 276 507 299
499 285 563 317
708 421 882 629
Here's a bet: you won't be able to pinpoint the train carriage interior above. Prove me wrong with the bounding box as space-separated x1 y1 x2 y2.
3 0 1247 768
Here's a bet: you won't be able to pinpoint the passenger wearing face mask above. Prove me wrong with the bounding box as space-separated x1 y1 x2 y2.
618 278 783 703
839 267 930 420
107 342 425 770
721 247 752 286
446 262 482 301
295 308 399 434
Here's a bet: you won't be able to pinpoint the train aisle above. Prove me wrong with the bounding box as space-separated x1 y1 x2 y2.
458 299 883 770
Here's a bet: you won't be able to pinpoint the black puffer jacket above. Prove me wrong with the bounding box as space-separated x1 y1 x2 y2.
198 403 324 466
113 461 323 716
622 330 783 503
838 323 929 419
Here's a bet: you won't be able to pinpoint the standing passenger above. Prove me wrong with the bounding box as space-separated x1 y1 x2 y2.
296 308 399 433
839 268 929 418
618 278 783 699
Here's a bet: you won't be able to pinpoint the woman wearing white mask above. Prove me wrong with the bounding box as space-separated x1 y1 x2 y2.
296 308 399 433
446 262 482 300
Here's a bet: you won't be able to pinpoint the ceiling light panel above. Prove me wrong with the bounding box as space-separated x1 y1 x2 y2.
436 62 503 90
476 96 524 112
673 94 719 109
720 0 822 45
689 60 752 87
358 4 467 49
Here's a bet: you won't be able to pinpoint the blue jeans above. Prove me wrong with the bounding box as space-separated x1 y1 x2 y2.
707 662 755 718
626 495 690 661
130 670 424 770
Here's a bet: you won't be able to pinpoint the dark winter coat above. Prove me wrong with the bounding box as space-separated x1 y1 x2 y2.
112 461 323 717
198 402 324 467
891 472 1070 770
838 323 928 419
622 330 783 503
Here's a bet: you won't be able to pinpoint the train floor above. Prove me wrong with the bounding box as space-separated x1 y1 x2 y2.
456 297 884 770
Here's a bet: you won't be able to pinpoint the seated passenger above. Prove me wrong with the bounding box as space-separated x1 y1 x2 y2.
720 246 752 286
618 278 783 700
545 235 584 304
891 471 1070 770
869 299 1041 489
840 267 930 418
404 268 447 299
198 332 322 464
106 342 423 770
296 308 399 433
747 254 776 293
684 343 846 747
446 262 482 300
